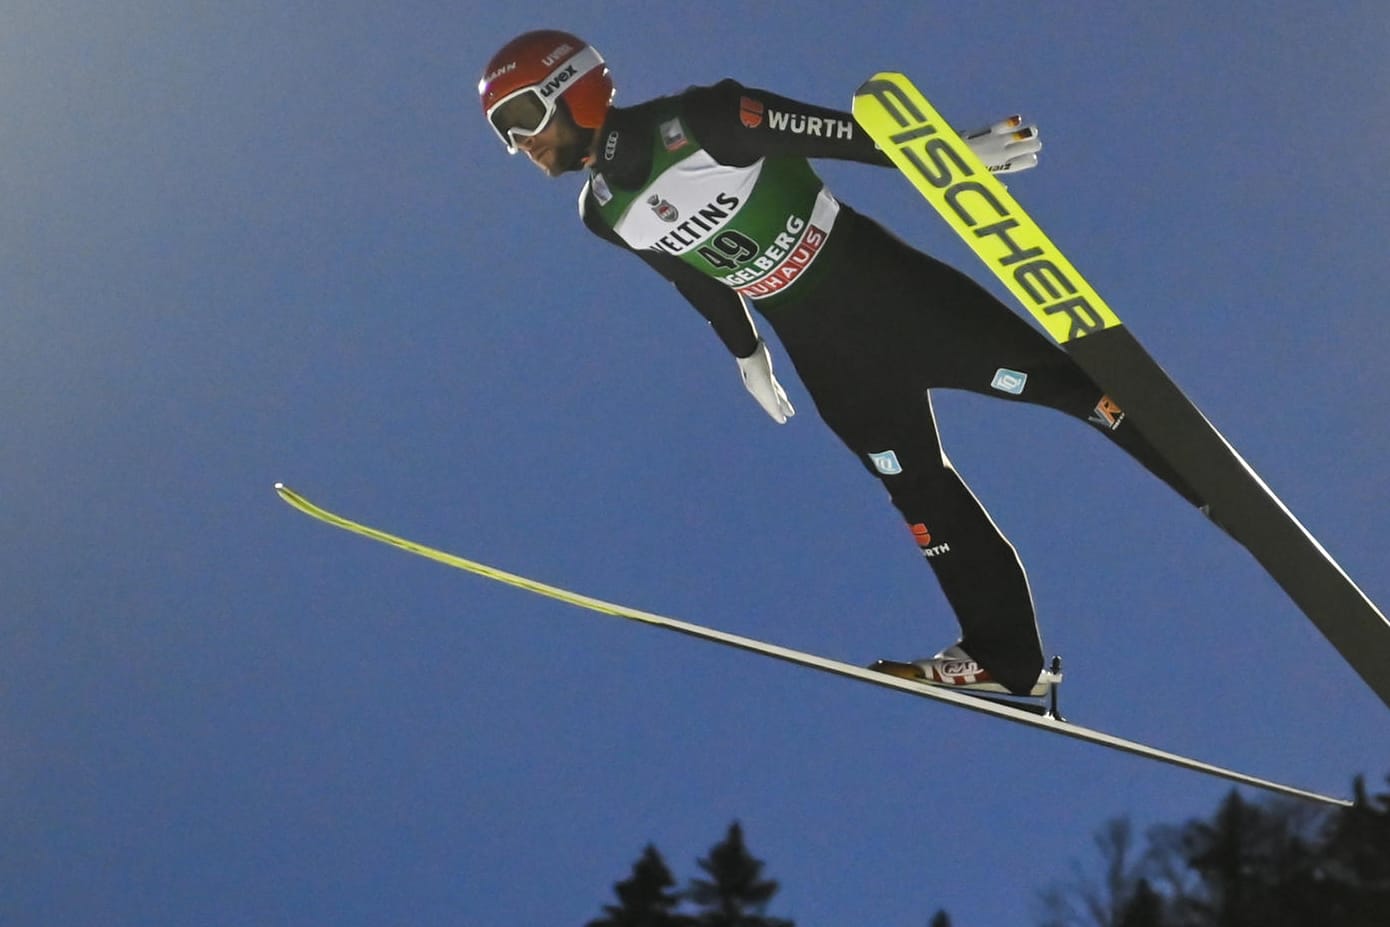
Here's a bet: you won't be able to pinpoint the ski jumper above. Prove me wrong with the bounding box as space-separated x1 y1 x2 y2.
579 79 1202 695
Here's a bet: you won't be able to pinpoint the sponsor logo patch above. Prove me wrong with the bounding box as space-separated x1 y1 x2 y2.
910 523 951 558
1090 395 1125 430
647 194 679 223
540 43 575 68
660 118 688 151
941 660 980 676
991 368 1028 395
647 192 742 254
590 173 612 206
537 63 579 100
766 108 855 139
739 96 765 128
732 220 828 299
483 62 517 84
869 450 903 475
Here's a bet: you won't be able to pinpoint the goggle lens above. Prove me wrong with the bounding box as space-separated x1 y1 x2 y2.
488 91 551 144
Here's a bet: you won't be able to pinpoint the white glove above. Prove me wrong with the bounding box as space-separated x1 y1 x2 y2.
736 340 795 424
962 115 1041 174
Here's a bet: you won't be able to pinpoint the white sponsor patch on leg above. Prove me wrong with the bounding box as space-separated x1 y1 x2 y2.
868 450 903 475
991 368 1028 395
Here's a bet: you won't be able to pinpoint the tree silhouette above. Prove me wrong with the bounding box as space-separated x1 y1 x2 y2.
1037 817 1159 927
1319 773 1390 924
585 773 1390 927
587 844 691 927
1114 879 1163 927
686 822 793 927
1040 780 1390 927
1172 791 1330 927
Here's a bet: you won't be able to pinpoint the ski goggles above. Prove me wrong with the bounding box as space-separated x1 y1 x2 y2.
485 45 605 153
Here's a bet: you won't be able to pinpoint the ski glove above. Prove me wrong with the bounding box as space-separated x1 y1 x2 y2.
736 340 795 424
963 115 1041 174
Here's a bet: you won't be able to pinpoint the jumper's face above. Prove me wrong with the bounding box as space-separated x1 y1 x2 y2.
513 103 590 177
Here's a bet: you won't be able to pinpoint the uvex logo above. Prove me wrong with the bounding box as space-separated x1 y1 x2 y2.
539 64 578 99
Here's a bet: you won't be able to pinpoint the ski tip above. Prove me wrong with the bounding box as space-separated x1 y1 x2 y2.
853 72 907 96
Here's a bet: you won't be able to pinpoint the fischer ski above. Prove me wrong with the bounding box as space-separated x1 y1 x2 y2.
851 73 1390 712
275 483 1350 807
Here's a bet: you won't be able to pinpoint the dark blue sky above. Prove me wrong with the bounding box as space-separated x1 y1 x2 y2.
6 3 1388 924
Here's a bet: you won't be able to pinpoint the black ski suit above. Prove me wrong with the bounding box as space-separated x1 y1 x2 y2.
578 79 1201 694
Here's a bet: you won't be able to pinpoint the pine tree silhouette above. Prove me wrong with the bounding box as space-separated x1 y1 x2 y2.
1320 773 1390 924
587 844 691 927
685 822 793 927
1115 879 1164 927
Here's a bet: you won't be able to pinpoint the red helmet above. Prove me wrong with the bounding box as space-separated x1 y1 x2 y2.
479 30 614 153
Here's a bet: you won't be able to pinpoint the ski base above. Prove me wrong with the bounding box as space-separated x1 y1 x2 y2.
274 483 1349 807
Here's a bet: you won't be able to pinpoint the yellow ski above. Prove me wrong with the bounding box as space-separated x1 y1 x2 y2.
852 73 1390 713
275 482 1348 807
852 74 1120 344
